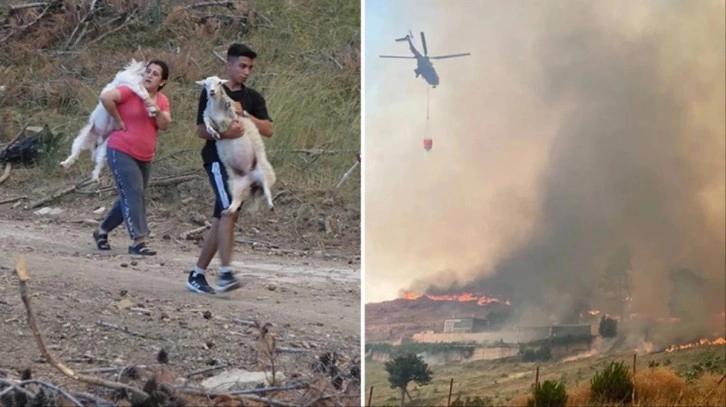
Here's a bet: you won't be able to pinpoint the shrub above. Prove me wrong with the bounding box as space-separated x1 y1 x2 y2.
527 380 567 407
678 353 726 383
590 361 633 404
451 395 491 407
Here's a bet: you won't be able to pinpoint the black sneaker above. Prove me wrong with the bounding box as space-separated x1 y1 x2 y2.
186 272 215 294
216 272 242 292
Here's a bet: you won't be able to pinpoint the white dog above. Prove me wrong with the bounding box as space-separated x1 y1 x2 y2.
195 75 276 215
60 59 156 181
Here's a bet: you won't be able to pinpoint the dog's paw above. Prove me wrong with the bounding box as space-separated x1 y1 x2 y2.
59 159 72 168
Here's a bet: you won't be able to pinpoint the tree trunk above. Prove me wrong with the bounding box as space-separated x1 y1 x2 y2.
400 386 406 407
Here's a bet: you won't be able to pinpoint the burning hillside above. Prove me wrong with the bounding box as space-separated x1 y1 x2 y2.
365 292 512 342
400 291 512 306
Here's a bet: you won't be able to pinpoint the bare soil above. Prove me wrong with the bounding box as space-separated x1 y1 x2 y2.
0 178 361 405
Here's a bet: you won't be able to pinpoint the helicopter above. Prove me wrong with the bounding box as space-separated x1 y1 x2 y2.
379 30 471 88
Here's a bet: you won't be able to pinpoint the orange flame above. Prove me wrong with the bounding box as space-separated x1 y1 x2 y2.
400 291 511 306
665 337 726 352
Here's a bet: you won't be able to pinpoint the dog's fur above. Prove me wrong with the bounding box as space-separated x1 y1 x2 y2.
195 75 276 215
60 59 156 181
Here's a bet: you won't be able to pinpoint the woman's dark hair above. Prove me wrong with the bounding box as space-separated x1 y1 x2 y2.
147 59 169 90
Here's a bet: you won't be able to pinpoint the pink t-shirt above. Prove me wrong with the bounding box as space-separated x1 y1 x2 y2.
107 85 170 162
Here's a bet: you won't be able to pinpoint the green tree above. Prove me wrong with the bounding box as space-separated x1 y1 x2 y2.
384 353 433 407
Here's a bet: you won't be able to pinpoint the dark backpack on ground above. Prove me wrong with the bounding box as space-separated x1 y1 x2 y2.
0 126 55 167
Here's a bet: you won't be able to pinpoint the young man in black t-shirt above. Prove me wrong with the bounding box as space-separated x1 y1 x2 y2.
186 43 274 294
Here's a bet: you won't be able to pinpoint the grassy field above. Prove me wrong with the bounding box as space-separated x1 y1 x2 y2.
365 345 726 406
0 0 360 201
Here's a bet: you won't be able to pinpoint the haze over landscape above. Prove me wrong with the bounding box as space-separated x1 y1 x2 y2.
365 0 724 336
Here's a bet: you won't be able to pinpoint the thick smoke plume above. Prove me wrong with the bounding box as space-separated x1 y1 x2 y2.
366 0 724 340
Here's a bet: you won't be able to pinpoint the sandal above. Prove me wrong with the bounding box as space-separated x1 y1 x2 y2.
93 230 111 251
128 242 156 256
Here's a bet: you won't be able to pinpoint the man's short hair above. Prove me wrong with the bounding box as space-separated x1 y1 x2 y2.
227 43 257 60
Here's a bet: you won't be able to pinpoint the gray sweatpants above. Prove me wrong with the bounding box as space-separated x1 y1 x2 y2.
100 148 151 241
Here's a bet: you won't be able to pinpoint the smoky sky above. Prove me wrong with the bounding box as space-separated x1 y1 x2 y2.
365 0 724 331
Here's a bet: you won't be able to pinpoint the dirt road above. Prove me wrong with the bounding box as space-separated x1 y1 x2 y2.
0 215 361 403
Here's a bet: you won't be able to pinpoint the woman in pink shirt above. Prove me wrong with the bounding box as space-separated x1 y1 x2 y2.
92 60 171 255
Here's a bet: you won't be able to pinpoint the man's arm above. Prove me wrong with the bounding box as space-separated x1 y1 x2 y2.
246 113 273 137
244 93 274 137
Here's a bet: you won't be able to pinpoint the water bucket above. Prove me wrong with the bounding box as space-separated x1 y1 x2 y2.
423 138 433 151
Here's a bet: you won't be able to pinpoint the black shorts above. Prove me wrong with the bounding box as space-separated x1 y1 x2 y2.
204 161 239 218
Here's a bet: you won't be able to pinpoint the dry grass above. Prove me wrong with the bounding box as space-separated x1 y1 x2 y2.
365 346 726 407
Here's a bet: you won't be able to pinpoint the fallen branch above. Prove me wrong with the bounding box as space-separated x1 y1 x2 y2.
84 9 137 49
212 50 226 63
128 307 152 315
235 238 279 249
177 382 307 397
154 147 191 164
277 346 310 354
176 386 302 407
14 256 150 402
10 2 48 11
27 176 93 208
64 0 98 49
185 0 234 9
334 160 359 189
0 378 35 399
75 392 117 407
230 318 257 327
93 173 199 194
95 319 159 340
12 379 83 407
181 223 211 240
324 52 344 70
3 0 60 43
0 162 11 185
28 184 77 208
269 148 355 155
185 363 229 378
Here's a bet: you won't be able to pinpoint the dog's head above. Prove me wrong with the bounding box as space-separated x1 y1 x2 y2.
195 76 228 100
122 58 147 77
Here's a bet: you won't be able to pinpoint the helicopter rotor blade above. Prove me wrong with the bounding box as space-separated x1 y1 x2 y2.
420 31 428 56
379 55 417 59
428 53 471 60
